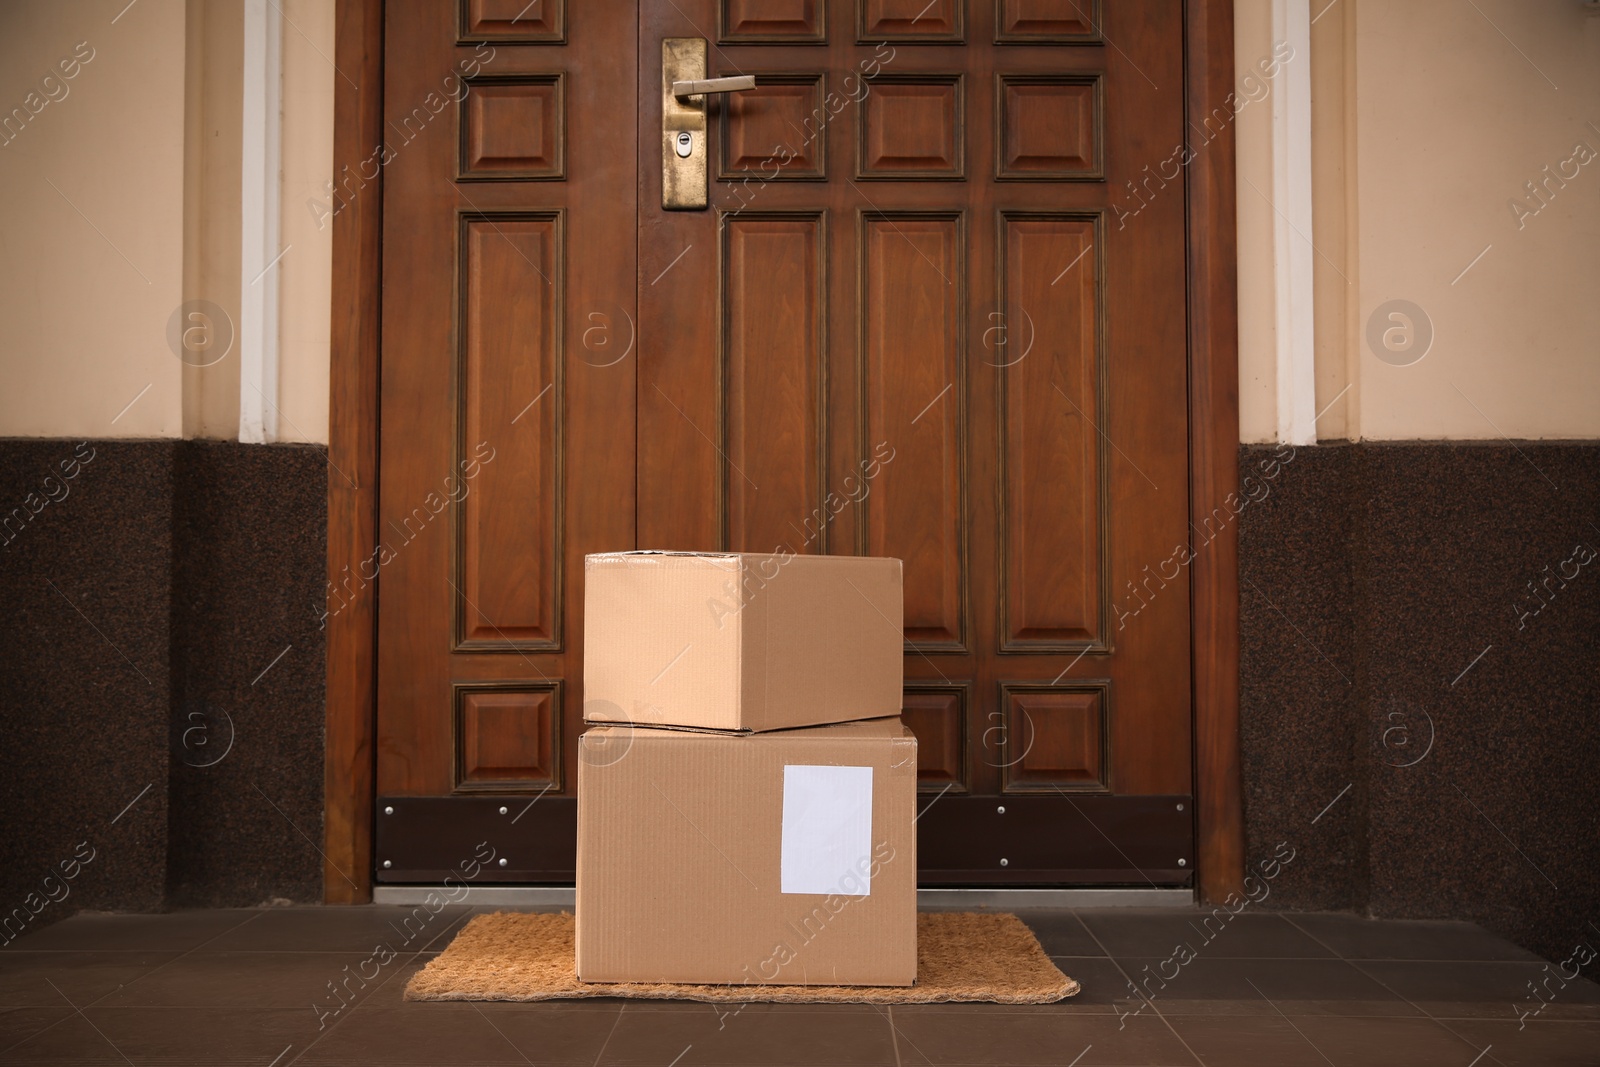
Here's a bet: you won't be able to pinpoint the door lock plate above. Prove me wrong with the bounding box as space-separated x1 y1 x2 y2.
662 37 708 210
661 39 755 210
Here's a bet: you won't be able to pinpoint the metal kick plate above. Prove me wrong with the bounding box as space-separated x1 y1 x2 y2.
661 37 707 210
374 794 1192 886
916 794 1195 886
375 796 578 883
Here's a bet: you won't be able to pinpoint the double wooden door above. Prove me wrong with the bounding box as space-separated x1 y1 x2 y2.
375 0 1194 887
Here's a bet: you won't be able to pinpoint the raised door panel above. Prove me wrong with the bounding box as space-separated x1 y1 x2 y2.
857 76 965 179
859 212 966 651
1000 682 1110 793
456 213 563 651
994 0 1101 42
460 0 565 42
458 74 566 181
453 682 563 791
721 0 826 42
997 213 1105 651
859 0 964 41
719 75 829 179
902 685 969 792
995 74 1102 180
720 212 827 551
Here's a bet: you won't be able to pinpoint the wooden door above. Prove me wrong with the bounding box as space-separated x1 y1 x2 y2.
376 0 1193 887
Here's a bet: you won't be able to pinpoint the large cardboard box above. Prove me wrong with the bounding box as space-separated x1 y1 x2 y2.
576 718 917 986
583 551 903 732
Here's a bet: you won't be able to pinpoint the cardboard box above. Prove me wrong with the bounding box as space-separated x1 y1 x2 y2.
583 551 903 732
576 717 917 986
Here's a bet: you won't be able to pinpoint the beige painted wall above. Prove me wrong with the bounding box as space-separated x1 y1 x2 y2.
1234 0 1281 444
1353 0 1600 440
0 0 332 443
275 0 334 445
0 0 187 438
1239 0 1600 442
182 0 242 438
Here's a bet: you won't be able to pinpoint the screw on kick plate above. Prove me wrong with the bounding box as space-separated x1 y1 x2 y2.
996 805 1006 815
384 806 393 815
382 860 392 868
498 858 508 867
1178 858 1187 867
999 858 1009 867
499 806 508 815
1176 803 1184 811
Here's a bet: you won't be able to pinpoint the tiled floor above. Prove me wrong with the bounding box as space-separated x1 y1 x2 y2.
1 906 1596 1065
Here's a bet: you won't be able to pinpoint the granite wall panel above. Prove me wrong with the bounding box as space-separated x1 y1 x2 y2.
0 439 327 933
166 440 327 907
1241 442 1600 964
0 440 172 929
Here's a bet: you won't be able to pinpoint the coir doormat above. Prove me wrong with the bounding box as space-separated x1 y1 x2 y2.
406 911 1078 1004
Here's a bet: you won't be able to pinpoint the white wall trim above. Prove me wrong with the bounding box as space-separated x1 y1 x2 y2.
1271 0 1316 445
239 0 283 444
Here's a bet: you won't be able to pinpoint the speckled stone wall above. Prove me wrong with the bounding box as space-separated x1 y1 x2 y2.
1241 441 1600 965
0 441 172 924
0 439 326 926
166 440 326 907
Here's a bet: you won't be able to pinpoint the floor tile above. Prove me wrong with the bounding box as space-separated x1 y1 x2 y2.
880 957 1135 1017
1443 1019 1600 1066
1018 911 1105 956
1114 956 1421 1017
0 906 1583 1066
298 1005 621 1066
0 1013 126 1066
1048 957 1141 1014
1286 1015 1492 1067
1165 1014 1347 1066
1355 960 1600 1020
0 951 178 1007
2 1007 319 1065
597 1003 898 1065
1079 909 1334 959
6 909 261 953
92 951 386 1010
1284 913 1543 962
886 1010 1195 1066
0 1006 74 1054
197 904 479 954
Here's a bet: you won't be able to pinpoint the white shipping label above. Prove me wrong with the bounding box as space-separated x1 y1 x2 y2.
780 765 874 896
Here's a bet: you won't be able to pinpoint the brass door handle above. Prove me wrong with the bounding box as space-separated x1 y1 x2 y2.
672 75 756 98
662 40 756 210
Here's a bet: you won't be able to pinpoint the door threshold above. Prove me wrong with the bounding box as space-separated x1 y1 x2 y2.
917 887 1194 908
373 886 1195 908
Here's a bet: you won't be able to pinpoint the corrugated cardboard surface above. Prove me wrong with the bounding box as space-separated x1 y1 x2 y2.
583 551 903 732
576 718 917 986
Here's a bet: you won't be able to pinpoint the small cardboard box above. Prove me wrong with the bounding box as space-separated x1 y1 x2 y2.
583 551 903 732
576 717 917 986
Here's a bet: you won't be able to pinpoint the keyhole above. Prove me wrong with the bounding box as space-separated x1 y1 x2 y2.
675 131 693 158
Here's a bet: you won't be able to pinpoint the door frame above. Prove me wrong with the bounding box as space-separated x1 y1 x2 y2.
322 0 1243 905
